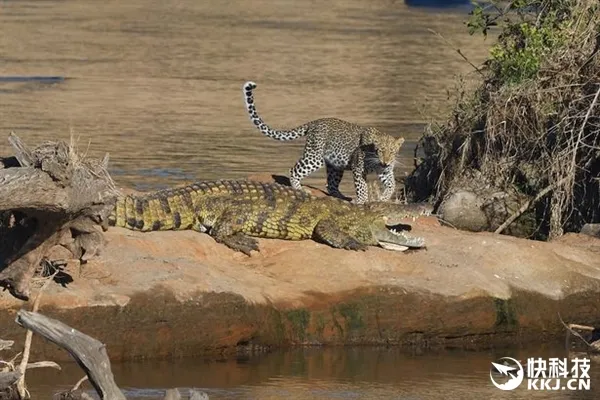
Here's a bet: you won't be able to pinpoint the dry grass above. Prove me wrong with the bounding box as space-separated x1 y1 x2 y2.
409 0 600 239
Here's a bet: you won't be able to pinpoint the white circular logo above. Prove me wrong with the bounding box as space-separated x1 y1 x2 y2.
490 357 524 391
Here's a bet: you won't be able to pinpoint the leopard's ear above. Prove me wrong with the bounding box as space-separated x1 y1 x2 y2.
396 137 405 147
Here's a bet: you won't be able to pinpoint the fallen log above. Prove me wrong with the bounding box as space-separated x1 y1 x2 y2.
15 310 126 400
14 311 209 399
0 133 117 301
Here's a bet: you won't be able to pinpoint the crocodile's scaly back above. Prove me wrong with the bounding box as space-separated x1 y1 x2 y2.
194 191 428 253
196 195 320 241
108 179 315 232
108 179 430 255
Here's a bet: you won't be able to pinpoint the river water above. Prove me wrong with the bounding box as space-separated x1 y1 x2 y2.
4 0 595 398
0 0 491 194
25 347 600 399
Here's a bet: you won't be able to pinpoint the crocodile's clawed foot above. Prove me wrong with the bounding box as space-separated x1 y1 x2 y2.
217 233 260 256
343 238 368 251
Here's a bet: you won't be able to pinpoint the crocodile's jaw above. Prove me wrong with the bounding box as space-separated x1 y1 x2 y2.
374 226 426 251
382 203 434 226
378 242 410 252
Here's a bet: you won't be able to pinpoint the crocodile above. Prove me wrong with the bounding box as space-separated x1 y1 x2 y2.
107 180 432 255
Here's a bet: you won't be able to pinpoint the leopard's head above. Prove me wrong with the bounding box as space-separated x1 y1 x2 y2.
375 136 405 168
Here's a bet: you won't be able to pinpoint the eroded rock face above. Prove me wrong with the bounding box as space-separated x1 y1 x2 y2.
1 211 599 362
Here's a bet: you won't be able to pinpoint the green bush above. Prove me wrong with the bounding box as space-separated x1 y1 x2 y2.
407 0 600 239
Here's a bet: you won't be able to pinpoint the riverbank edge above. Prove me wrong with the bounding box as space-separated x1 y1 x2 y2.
1 283 598 362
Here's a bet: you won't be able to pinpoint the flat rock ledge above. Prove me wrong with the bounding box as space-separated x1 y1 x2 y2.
1 216 600 362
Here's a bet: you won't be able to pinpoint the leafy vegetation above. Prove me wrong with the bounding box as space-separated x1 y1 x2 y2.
408 0 600 239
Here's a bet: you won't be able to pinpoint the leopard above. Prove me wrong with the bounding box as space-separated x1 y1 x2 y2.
242 81 405 204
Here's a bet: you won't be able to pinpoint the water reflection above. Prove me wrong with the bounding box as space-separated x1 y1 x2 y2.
25 347 600 399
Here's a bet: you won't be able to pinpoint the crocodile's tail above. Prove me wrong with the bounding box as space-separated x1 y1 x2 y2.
107 193 195 232
243 81 309 141
107 196 137 230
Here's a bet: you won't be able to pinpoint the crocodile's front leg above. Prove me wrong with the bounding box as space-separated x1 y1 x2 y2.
313 219 368 251
215 232 259 256
209 211 260 256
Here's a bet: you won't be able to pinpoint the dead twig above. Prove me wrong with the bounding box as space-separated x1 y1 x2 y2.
24 361 61 371
15 310 126 400
16 270 60 399
568 84 600 194
495 177 569 234
559 313 600 353
71 375 89 392
428 29 486 78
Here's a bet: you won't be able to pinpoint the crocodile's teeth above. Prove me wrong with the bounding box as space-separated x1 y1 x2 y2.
390 229 407 238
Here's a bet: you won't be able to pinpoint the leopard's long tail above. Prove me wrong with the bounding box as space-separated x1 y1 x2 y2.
243 81 309 141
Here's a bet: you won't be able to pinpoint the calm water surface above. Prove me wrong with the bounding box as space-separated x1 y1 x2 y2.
0 0 492 194
24 347 600 399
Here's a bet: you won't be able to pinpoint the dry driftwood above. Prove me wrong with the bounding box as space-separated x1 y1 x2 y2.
14 311 209 400
13 270 62 399
0 133 117 301
15 310 126 400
